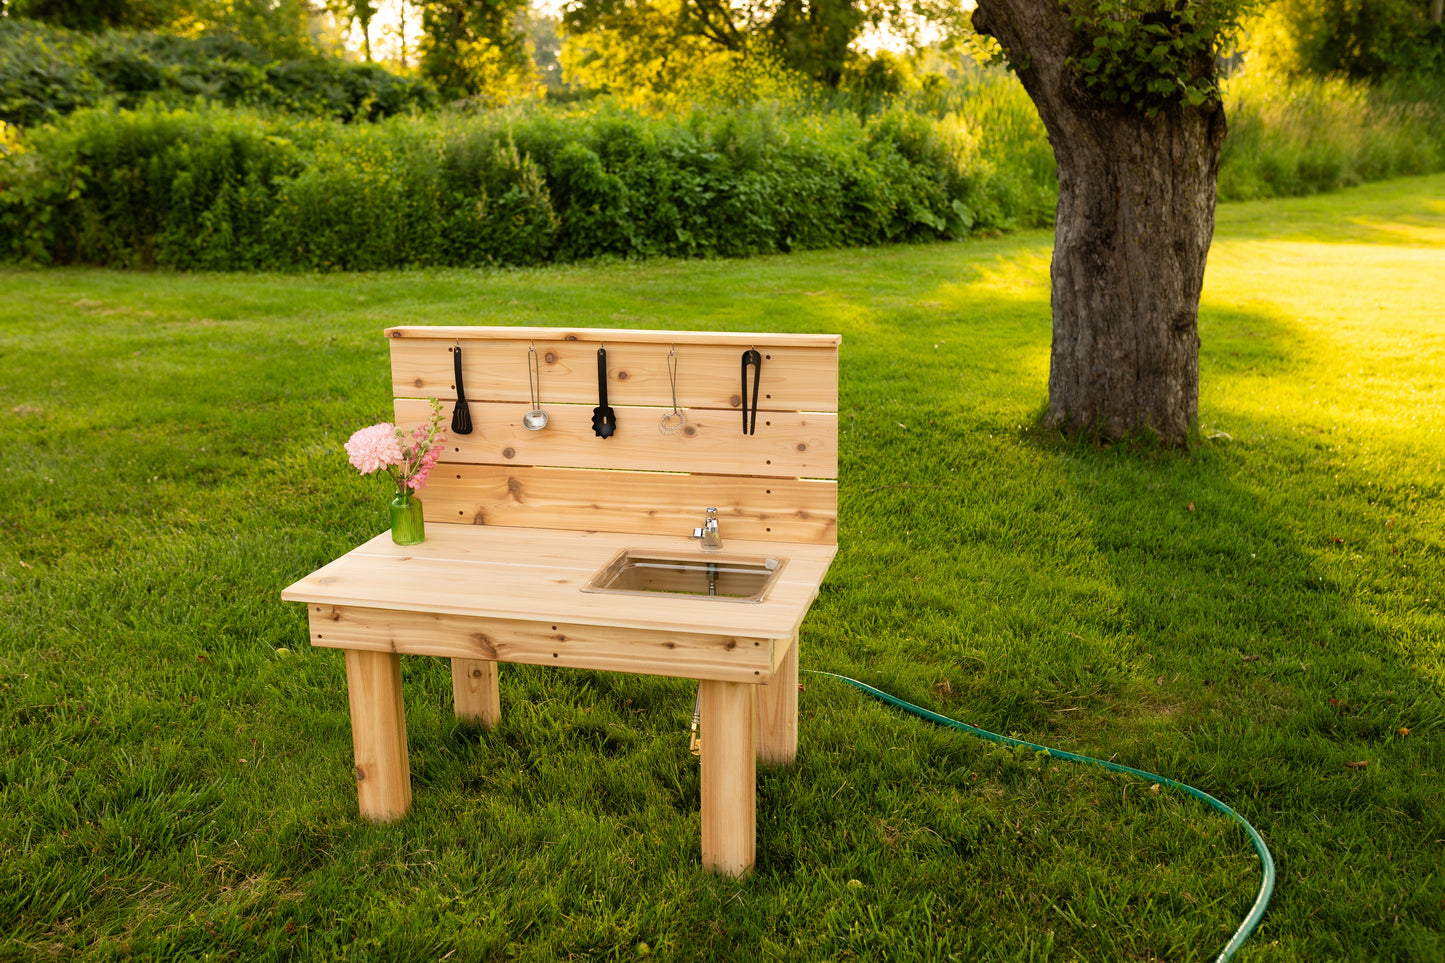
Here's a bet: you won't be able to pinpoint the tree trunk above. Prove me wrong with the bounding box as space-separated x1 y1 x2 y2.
973 0 1226 444
399 0 408 69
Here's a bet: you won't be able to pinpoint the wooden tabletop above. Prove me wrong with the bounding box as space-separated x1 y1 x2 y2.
282 524 838 642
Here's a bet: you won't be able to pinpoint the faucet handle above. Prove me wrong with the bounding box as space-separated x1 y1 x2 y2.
694 508 723 550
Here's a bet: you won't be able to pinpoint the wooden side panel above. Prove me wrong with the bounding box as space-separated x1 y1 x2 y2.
391 338 839 412
309 605 777 683
420 466 837 543
396 398 836 479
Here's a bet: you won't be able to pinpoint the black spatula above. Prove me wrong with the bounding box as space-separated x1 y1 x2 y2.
451 345 473 435
592 346 616 439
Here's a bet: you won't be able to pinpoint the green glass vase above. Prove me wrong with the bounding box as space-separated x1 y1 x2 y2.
389 488 425 545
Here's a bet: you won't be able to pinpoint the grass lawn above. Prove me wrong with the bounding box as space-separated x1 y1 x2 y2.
1 174 1442 962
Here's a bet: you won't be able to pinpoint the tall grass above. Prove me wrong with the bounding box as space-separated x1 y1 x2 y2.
1220 71 1445 200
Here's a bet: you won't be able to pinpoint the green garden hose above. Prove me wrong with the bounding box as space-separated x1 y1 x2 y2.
806 670 1275 963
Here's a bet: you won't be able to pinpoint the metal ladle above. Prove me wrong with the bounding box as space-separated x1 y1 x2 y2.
523 342 548 431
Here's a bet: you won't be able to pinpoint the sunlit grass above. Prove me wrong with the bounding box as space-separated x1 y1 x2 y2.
1 175 1442 961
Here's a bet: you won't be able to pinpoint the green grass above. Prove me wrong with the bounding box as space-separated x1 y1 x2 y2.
2 175 1443 961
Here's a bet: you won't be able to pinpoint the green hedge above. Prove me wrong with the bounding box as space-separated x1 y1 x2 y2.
0 20 435 128
0 102 1046 269
10 67 1438 271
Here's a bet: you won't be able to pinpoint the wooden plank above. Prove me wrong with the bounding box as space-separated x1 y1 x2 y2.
282 525 836 639
451 658 500 726
700 680 756 877
755 631 799 766
395 398 836 479
343 649 411 821
307 605 776 684
390 338 838 412
386 325 841 349
419 466 837 544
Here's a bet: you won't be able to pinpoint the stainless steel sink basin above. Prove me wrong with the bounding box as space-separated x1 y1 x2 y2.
581 550 786 603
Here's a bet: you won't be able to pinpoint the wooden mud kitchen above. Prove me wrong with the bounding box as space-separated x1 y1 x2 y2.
282 326 841 877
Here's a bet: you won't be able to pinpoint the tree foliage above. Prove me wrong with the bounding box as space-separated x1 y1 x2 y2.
559 0 969 91
1064 0 1255 111
0 18 434 127
5 0 320 56
1246 0 1444 79
415 0 536 99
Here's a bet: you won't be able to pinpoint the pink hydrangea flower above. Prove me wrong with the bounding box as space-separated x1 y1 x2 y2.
345 423 404 475
346 398 447 494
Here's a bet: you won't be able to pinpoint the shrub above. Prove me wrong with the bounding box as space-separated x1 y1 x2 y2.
0 98 1022 269
0 19 435 129
6 66 1440 271
0 104 304 267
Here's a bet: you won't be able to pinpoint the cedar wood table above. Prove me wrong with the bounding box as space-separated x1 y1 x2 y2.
282 326 840 877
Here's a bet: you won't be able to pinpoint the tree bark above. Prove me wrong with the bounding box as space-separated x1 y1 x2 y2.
973 0 1226 444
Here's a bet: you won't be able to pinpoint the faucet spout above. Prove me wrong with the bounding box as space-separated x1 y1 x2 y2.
692 507 723 552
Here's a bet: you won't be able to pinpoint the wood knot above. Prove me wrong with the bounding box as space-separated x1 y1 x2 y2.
389 331 402 338
565 334 579 341
796 443 807 452
617 370 629 380
502 447 516 459
471 668 483 679
354 766 366 781
413 378 424 388
682 425 697 437
544 352 556 364
730 395 741 407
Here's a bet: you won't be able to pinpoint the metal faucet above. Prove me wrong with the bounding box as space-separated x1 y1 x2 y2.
692 507 722 551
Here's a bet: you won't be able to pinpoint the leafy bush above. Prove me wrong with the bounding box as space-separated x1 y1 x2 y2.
5 63 1443 271
0 98 1036 270
0 19 435 128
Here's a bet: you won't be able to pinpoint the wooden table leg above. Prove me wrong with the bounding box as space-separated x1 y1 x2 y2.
756 631 799 766
450 657 500 727
343 649 411 821
700 679 756 877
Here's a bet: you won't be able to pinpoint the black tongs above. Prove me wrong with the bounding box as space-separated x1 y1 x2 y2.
741 348 762 435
